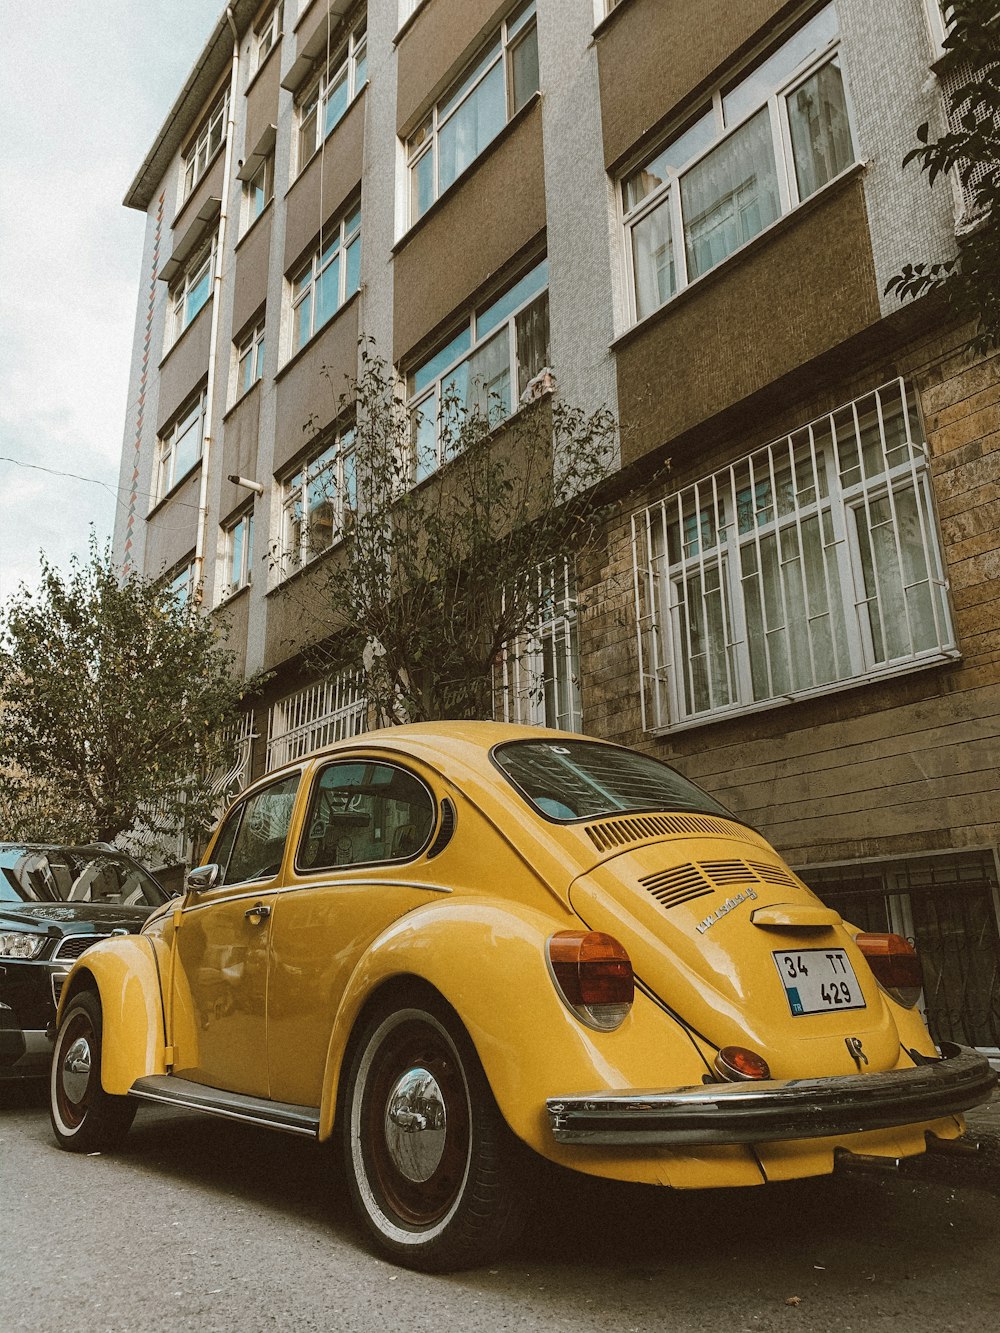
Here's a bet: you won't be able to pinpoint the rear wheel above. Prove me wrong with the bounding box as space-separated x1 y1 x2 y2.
50 991 136 1152
342 992 531 1271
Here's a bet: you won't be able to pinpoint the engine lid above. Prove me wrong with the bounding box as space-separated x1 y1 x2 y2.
569 833 904 1078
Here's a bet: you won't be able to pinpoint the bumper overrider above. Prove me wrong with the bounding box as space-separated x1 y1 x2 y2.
547 1043 998 1147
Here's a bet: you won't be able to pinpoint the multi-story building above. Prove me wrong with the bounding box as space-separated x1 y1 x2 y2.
115 0 999 1057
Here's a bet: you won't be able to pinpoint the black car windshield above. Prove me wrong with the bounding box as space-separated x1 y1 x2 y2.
0 847 168 907
491 740 735 823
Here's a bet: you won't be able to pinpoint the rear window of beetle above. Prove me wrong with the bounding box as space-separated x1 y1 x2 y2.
491 740 734 823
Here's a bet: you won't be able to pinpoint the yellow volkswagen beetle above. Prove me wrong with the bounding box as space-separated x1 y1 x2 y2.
49 722 996 1270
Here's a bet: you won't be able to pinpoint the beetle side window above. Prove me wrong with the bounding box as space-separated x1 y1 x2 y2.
297 761 434 871
219 773 301 884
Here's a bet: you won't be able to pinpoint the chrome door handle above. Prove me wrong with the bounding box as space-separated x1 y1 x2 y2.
244 902 271 923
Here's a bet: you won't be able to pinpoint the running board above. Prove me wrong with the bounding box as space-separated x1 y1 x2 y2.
129 1075 320 1138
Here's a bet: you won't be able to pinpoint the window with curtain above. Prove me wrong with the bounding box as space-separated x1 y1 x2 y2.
406 258 549 482
632 379 957 730
622 3 856 321
406 1 539 224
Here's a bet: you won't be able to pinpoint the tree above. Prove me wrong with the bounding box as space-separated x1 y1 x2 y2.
886 1 1000 354
285 347 617 725
0 540 257 852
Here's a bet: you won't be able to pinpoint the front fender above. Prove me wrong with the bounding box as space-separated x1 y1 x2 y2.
317 899 720 1174
59 938 167 1095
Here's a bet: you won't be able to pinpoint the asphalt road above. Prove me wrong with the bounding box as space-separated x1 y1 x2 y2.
3 1079 999 1333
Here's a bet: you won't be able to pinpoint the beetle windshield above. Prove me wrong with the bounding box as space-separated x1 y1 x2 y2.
491 740 735 823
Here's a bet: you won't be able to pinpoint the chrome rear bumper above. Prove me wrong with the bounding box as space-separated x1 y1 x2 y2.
547 1044 997 1146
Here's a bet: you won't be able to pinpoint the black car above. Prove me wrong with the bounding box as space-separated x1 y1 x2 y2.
0 844 170 1079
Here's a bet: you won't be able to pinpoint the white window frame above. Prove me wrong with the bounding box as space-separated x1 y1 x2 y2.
280 427 358 574
222 508 254 598
266 671 367 770
254 2 284 69
405 1 538 225
632 379 958 733
155 391 206 502
242 153 274 233
169 231 217 344
621 3 858 324
183 88 229 200
406 258 549 481
289 204 361 355
296 16 368 173
496 558 582 732
164 559 197 609
235 318 266 401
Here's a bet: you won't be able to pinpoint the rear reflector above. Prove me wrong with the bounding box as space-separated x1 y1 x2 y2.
855 932 923 1008
548 930 634 1031
714 1046 771 1082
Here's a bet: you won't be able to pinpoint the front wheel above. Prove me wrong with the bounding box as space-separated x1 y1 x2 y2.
342 993 531 1271
50 991 136 1152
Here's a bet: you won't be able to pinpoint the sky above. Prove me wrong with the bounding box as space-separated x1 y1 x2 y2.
0 2 223 603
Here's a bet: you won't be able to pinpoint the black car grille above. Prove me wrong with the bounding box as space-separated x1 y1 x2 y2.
52 934 110 962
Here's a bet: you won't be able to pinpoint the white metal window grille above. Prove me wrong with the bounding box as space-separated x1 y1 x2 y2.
243 154 274 232
290 203 361 353
211 711 258 801
496 559 582 732
633 378 957 732
170 231 216 341
236 320 266 398
156 391 206 501
223 509 254 597
407 258 549 481
255 2 284 69
183 88 229 199
281 428 357 572
938 53 1000 227
806 849 1000 1054
406 1 538 223
622 3 856 322
266 672 367 770
297 17 368 170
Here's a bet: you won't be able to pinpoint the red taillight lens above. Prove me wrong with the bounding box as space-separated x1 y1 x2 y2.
856 932 923 1008
548 930 634 1031
714 1046 771 1082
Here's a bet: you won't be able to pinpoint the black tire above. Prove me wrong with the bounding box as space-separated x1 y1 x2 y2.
342 991 531 1272
50 991 136 1152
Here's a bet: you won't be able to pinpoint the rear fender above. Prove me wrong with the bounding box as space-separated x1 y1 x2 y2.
317 898 714 1158
58 938 167 1095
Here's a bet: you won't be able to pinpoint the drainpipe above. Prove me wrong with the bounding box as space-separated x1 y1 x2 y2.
193 5 241 603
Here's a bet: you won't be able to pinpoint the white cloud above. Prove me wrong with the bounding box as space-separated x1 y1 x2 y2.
0 2 220 602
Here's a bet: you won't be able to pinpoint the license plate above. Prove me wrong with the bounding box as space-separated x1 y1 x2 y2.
772 948 865 1015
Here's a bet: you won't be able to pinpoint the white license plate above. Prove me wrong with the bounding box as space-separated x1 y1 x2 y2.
772 948 865 1016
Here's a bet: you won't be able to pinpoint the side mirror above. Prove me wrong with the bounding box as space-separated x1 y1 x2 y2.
186 863 222 894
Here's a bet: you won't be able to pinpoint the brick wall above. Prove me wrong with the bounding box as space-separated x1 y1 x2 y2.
577 326 1000 867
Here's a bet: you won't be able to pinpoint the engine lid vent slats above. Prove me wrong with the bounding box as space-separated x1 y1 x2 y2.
637 858 804 914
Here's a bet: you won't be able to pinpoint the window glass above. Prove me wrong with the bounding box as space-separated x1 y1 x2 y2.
632 198 675 318
493 740 734 823
787 55 853 201
681 108 780 281
298 762 435 870
222 774 300 885
438 59 506 195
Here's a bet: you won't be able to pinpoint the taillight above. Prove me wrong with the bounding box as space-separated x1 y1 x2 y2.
855 932 923 1008
714 1046 771 1082
547 930 634 1031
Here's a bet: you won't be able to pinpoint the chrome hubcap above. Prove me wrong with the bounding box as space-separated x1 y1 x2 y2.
384 1065 447 1183
62 1036 92 1103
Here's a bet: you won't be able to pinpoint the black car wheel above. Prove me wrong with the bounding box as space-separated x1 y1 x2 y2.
342 992 531 1272
50 991 136 1152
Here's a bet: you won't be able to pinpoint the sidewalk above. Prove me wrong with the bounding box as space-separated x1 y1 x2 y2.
963 1086 1000 1141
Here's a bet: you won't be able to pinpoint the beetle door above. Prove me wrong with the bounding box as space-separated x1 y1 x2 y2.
170 772 301 1096
264 758 440 1107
